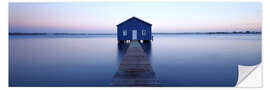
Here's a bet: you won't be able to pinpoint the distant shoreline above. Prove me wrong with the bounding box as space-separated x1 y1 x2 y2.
9 31 261 35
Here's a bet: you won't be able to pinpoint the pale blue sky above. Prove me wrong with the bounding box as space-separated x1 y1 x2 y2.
9 2 261 33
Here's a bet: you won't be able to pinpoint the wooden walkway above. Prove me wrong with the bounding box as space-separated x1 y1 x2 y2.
112 40 159 86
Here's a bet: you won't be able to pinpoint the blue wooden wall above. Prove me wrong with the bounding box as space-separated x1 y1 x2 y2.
117 17 152 40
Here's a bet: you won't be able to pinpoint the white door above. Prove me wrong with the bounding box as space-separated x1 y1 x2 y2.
132 30 137 40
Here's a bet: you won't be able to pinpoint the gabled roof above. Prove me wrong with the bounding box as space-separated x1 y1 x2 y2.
117 17 152 27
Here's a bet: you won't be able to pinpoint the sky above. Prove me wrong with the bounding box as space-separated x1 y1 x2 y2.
9 2 262 33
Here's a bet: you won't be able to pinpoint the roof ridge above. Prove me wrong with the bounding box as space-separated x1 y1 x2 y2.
117 17 152 26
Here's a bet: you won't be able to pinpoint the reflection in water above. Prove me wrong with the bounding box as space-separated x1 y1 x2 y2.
150 35 248 86
9 37 119 86
140 42 152 62
9 34 261 86
117 42 130 66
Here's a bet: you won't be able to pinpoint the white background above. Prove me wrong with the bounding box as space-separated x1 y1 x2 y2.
1 0 268 90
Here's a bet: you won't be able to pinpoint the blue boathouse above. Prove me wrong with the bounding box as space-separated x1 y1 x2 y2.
117 17 152 43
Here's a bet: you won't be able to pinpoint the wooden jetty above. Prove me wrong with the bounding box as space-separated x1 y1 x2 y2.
112 40 160 86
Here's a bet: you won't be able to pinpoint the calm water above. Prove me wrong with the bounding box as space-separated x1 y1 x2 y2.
9 34 261 86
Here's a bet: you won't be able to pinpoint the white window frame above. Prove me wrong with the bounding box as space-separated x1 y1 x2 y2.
123 30 127 36
142 29 146 36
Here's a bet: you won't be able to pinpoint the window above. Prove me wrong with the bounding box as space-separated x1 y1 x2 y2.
123 30 127 36
142 30 146 36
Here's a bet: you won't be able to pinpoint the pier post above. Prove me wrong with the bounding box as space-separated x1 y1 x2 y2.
143 40 151 43
118 40 125 43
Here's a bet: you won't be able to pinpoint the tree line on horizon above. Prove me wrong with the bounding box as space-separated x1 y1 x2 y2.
9 31 261 35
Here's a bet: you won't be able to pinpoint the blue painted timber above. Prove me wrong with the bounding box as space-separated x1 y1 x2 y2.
117 17 152 41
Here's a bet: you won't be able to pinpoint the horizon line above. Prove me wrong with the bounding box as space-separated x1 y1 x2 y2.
8 31 262 35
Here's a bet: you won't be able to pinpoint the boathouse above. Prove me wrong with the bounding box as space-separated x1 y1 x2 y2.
117 17 152 43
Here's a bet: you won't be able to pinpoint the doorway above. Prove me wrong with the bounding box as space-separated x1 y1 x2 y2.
132 30 137 40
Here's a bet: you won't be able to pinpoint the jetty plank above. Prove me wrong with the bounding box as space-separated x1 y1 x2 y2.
112 40 159 86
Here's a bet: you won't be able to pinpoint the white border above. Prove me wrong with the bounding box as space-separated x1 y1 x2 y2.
2 0 268 90
7 0 263 2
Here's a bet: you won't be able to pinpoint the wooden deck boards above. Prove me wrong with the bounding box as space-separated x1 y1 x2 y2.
112 40 159 86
